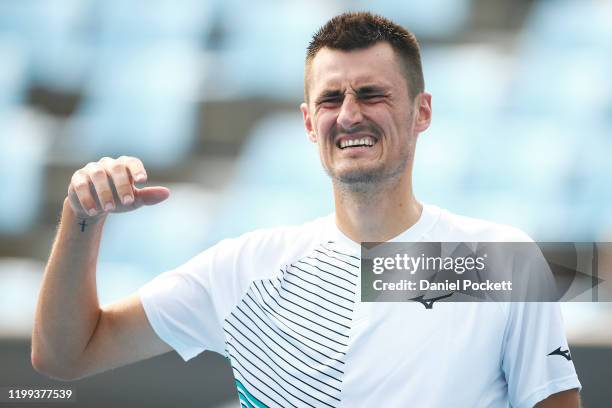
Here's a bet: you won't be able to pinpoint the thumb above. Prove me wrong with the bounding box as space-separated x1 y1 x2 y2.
134 186 171 207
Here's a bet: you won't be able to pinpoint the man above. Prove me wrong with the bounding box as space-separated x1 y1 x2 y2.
32 12 581 407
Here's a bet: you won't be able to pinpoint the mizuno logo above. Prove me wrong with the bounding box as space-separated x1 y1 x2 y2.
409 293 454 309
548 346 572 361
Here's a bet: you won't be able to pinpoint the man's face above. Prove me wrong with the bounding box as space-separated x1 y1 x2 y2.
301 42 431 189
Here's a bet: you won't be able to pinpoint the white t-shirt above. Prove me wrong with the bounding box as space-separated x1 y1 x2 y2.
139 204 581 407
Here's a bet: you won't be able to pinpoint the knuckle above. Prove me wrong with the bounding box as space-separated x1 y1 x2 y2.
89 167 106 179
130 157 144 168
71 172 83 184
110 162 125 174
74 181 89 191
83 163 97 174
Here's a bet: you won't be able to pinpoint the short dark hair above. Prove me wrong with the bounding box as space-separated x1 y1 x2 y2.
305 11 424 100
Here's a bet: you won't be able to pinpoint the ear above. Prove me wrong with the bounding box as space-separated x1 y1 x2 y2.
300 102 317 143
414 92 432 133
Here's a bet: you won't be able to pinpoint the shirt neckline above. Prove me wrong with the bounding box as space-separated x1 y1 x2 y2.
325 203 441 254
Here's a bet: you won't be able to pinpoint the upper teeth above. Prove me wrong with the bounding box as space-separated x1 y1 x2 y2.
340 137 375 149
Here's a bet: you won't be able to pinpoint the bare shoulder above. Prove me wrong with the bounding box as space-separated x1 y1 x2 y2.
75 293 172 379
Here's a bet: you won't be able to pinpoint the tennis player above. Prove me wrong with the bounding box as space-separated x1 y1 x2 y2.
32 12 581 407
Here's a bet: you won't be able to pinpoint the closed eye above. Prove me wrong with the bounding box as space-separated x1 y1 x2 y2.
316 94 385 106
359 93 386 102
318 97 342 105
315 94 343 107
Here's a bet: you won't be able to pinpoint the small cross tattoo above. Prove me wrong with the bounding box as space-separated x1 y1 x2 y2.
78 219 87 232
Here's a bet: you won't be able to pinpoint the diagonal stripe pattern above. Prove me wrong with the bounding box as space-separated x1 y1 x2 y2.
224 241 359 407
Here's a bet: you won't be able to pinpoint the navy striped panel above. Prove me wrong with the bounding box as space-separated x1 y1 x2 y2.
224 241 359 407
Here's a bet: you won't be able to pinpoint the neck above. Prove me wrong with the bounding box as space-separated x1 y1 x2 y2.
333 172 422 243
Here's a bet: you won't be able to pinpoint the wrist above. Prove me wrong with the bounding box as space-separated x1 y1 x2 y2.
62 197 108 225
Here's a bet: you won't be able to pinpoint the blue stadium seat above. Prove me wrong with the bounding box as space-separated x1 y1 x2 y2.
0 109 51 235
510 0 612 122
0 258 45 336
214 0 343 99
205 112 332 243
421 45 511 117
233 113 328 189
93 0 215 45
506 47 611 122
523 0 612 51
98 183 220 281
412 116 473 205
562 126 612 240
0 0 94 92
63 44 204 167
349 0 472 39
0 36 29 110
0 1 39 41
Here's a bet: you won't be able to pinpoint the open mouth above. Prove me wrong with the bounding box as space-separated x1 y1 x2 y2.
336 136 378 149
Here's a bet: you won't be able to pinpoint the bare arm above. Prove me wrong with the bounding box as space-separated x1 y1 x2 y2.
32 156 171 380
74 292 172 379
535 389 580 408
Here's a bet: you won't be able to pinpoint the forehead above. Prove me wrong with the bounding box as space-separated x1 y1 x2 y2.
308 42 406 96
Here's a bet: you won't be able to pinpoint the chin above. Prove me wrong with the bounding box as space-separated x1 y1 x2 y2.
328 160 408 190
332 167 385 186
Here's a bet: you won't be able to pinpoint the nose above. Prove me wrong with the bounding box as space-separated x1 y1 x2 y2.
336 93 363 130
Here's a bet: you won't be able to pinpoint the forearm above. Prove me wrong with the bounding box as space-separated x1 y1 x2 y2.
32 198 107 378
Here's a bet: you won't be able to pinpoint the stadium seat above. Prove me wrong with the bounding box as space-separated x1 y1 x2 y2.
63 44 205 167
93 0 215 45
205 112 332 243
350 0 472 39
214 0 343 99
0 36 29 110
0 108 51 235
421 45 512 117
522 0 612 51
98 183 220 281
0 0 94 92
0 257 45 336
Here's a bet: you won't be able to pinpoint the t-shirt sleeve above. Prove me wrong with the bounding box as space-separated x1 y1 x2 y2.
138 238 240 361
502 302 581 408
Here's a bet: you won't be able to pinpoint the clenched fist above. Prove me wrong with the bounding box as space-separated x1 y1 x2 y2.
67 156 170 220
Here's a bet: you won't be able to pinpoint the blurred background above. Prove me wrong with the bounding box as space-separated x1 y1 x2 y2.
0 0 611 406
